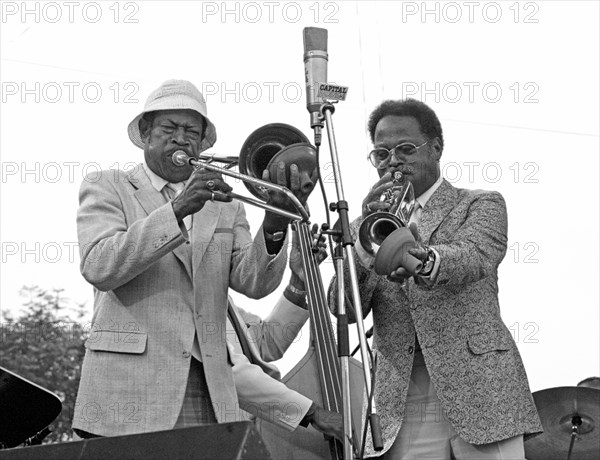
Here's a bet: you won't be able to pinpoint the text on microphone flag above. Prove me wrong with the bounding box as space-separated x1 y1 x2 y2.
318 83 349 101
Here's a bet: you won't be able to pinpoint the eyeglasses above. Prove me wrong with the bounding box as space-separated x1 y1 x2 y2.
368 141 429 168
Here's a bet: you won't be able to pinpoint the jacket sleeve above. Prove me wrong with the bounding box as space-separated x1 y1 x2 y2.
229 342 313 431
236 296 309 362
228 202 289 299
77 172 186 292
428 191 508 288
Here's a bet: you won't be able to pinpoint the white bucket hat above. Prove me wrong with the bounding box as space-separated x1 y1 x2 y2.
127 79 217 152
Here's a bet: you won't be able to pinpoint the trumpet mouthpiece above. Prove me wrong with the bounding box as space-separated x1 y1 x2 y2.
393 171 403 182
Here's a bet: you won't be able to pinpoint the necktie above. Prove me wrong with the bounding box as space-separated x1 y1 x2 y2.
164 183 192 232
165 182 186 201
409 200 422 226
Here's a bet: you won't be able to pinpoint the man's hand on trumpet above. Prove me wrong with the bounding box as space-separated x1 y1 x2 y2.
171 167 232 223
361 170 396 219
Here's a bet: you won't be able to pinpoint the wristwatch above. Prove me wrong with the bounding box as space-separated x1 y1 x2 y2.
418 247 436 276
264 230 286 242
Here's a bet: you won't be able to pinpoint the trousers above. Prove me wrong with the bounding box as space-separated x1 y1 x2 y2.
381 351 525 460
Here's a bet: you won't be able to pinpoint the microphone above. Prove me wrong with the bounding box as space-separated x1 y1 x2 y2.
303 27 328 143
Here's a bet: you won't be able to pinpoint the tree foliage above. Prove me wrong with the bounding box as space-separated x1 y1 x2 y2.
1 286 88 444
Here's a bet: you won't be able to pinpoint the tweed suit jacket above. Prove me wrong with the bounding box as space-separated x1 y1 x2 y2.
227 296 311 430
72 164 288 436
328 179 542 457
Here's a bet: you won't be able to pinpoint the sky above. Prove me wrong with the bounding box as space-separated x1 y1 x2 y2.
1 0 599 397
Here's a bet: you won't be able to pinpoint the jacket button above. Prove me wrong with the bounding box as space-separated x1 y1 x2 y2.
182 351 191 358
408 346 414 354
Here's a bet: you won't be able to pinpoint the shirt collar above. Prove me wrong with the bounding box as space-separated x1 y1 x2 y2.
142 163 186 192
415 175 443 209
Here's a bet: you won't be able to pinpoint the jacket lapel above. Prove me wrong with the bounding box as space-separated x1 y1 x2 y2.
128 165 193 279
419 179 458 245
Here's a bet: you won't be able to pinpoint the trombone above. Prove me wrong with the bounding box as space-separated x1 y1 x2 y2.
170 123 316 223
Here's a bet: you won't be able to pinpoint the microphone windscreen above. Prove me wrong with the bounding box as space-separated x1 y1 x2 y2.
303 27 328 52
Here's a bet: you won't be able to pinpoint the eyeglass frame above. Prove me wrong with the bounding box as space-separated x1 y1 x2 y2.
368 141 429 169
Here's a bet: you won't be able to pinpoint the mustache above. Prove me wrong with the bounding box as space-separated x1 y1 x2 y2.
389 165 415 175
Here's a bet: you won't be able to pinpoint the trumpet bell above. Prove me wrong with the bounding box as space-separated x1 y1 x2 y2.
358 173 416 258
359 212 406 258
239 123 317 199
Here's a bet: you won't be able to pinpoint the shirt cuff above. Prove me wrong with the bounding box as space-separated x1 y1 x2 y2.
354 239 375 269
299 402 317 427
283 286 307 309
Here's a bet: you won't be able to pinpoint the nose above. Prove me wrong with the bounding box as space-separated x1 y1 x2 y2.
388 151 403 167
171 127 190 146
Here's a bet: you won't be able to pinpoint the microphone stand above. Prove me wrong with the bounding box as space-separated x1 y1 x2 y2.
316 101 383 458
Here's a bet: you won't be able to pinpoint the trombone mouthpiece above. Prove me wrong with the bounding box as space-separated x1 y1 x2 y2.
172 151 190 166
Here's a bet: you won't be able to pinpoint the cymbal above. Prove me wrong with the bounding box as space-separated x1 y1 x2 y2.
525 386 600 460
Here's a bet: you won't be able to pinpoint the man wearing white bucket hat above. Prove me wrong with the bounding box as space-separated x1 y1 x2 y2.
71 80 331 439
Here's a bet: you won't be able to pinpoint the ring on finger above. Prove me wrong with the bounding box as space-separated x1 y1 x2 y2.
206 180 215 190
366 203 373 212
210 191 215 201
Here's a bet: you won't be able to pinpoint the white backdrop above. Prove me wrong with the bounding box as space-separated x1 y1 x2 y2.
1 1 598 393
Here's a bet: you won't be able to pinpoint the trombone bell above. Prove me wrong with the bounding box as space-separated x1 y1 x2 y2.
239 123 317 200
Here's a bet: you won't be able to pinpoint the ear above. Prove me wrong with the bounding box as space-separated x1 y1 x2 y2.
430 137 443 161
138 117 152 142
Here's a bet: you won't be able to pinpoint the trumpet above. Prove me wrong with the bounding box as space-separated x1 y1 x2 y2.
171 123 317 223
358 171 416 258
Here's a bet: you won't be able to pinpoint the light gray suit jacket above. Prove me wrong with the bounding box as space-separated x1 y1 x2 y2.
227 295 311 430
329 179 542 456
72 164 288 436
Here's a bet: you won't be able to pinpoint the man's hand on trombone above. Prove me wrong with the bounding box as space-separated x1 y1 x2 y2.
288 223 327 293
171 167 233 223
260 160 319 236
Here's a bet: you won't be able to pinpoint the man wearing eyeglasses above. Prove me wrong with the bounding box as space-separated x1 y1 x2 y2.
328 99 542 459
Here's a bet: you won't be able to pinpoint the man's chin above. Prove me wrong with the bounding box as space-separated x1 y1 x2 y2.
162 165 192 183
